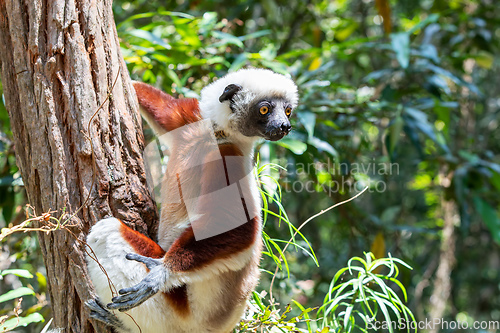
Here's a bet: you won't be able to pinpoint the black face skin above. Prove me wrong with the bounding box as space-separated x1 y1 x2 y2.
240 99 293 141
219 85 293 141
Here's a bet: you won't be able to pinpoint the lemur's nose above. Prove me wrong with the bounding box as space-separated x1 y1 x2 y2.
280 123 291 134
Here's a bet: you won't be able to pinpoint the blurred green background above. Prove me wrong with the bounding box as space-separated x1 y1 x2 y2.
1 0 499 331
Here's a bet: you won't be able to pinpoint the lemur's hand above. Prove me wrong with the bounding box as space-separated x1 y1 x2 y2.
107 254 168 312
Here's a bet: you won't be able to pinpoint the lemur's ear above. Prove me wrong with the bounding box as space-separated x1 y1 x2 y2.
219 84 242 103
132 81 200 134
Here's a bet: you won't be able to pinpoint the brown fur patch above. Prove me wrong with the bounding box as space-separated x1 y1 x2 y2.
164 216 259 272
119 221 165 259
163 285 190 318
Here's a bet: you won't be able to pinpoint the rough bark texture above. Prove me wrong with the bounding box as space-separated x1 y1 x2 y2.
0 0 158 331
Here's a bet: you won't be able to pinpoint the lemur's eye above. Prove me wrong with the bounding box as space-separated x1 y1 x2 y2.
285 107 292 116
260 106 269 115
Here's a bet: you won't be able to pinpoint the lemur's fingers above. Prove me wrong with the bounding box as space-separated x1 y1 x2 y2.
117 284 141 295
107 286 156 311
125 253 161 270
107 265 167 311
109 283 153 303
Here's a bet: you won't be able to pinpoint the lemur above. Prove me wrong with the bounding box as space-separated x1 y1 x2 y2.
85 68 298 332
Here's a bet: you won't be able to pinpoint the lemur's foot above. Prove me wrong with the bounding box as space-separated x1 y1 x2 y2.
86 298 127 331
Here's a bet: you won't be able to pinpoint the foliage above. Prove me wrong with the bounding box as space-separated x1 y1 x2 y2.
113 0 500 330
256 159 318 279
236 252 414 333
0 269 44 332
1 0 500 331
319 253 414 333
228 162 414 332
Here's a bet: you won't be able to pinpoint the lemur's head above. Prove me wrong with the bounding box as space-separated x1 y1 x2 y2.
199 68 298 142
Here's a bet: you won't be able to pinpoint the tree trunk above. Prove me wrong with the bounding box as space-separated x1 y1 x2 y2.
428 172 457 333
0 0 157 331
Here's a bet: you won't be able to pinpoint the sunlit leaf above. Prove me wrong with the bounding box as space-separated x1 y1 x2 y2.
0 287 35 303
309 58 322 71
407 13 440 34
277 139 307 155
1 313 44 330
1 269 33 279
335 21 359 42
474 51 494 69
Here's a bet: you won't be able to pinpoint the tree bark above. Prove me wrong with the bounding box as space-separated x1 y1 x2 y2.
0 0 158 331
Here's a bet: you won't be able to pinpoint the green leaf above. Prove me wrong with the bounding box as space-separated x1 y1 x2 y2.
211 31 244 48
419 44 439 63
126 29 172 49
407 13 440 34
117 11 194 29
1 313 44 330
0 287 35 303
239 29 272 41
1 269 33 279
404 107 449 153
277 139 307 155
474 197 500 244
307 137 338 157
388 116 404 154
229 53 248 72
390 33 410 69
489 172 500 192
298 112 316 138
427 64 480 95
474 51 494 69
343 304 354 329
367 291 393 333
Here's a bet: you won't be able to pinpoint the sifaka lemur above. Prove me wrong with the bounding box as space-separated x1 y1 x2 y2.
85 68 298 332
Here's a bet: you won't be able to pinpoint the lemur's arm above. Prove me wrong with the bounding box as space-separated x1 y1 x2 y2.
106 83 260 312
133 81 202 133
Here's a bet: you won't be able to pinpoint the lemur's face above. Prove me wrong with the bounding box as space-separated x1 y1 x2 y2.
219 84 293 141
242 98 292 141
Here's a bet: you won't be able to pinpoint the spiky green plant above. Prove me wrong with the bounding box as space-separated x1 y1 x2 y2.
318 252 415 333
